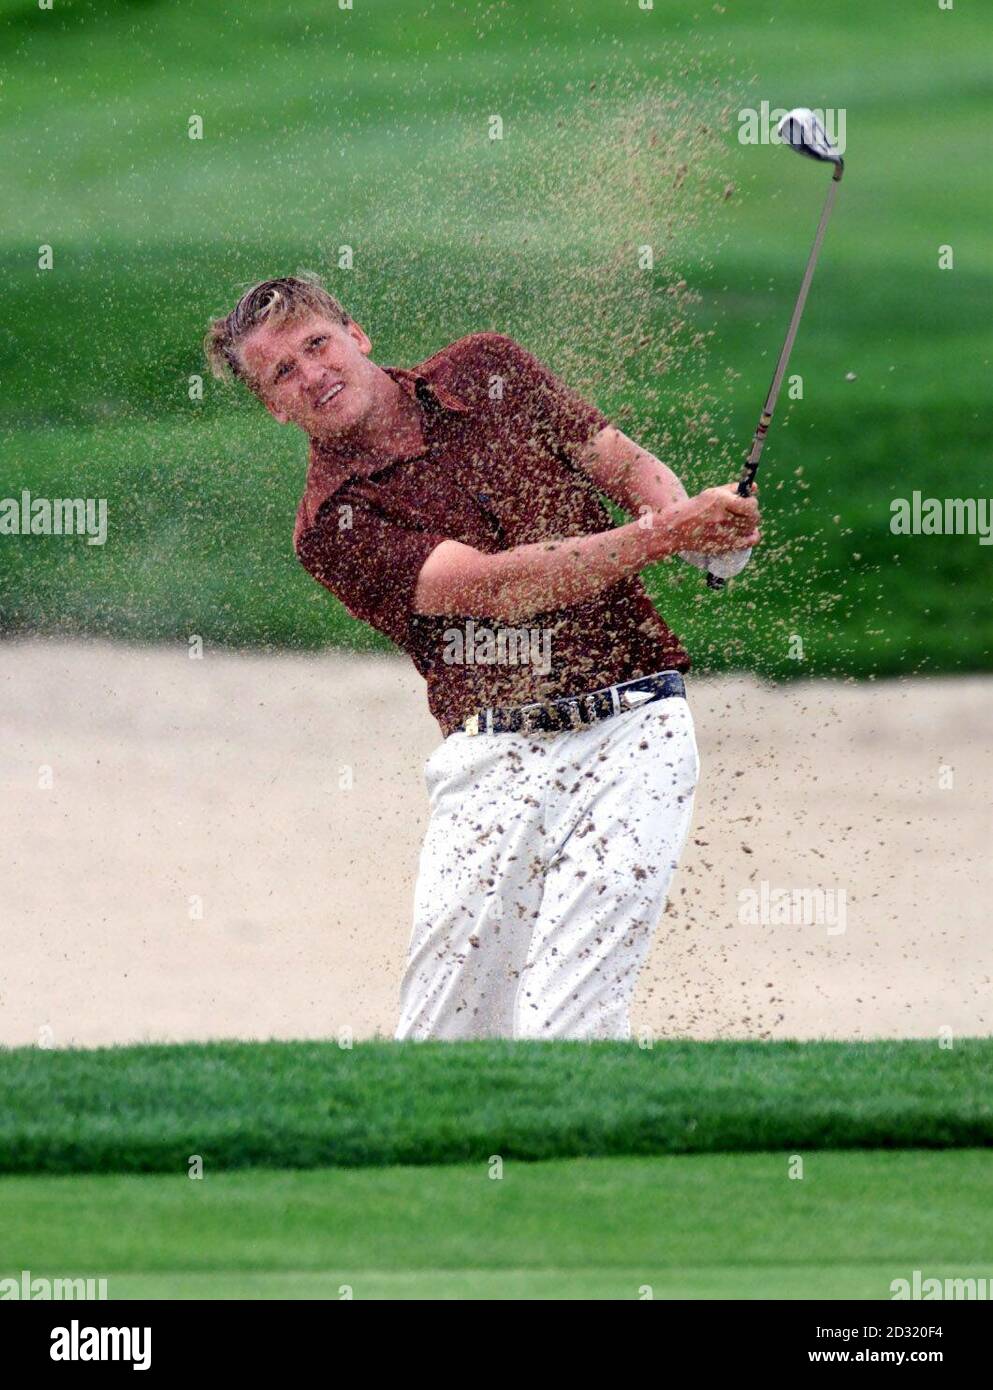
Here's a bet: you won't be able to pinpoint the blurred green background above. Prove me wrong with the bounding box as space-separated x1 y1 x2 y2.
1 0 990 677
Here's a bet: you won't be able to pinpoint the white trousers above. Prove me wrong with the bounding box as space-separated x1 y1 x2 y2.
395 694 700 1041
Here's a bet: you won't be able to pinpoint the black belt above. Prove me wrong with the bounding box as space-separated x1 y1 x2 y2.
461 670 687 737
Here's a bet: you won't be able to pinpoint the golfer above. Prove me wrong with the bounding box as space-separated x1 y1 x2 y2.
204 273 760 1041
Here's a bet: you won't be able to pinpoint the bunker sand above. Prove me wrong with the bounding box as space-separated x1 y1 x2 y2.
1 640 989 1047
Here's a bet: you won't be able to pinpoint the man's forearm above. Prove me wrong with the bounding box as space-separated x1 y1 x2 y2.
576 427 689 518
439 516 676 623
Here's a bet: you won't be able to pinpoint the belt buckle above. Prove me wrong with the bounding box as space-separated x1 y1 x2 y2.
621 687 656 711
464 713 480 736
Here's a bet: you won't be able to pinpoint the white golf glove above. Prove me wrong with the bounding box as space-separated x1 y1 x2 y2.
679 548 753 579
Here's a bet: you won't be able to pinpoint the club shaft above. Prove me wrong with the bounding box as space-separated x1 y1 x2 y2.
737 167 842 496
706 165 843 591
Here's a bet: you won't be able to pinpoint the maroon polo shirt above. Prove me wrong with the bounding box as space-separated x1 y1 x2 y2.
294 332 690 737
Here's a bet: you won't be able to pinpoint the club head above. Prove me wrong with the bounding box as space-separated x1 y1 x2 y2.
776 108 844 175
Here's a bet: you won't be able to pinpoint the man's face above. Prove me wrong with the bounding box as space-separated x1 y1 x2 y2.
241 313 380 438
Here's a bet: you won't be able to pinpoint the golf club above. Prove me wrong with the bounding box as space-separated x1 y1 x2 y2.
706 107 845 590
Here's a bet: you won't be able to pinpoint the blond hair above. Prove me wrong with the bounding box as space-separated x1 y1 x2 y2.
203 271 350 389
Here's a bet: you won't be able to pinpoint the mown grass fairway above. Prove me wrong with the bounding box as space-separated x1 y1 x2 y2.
2 1038 992 1173
3 1040 990 1299
2 1151 991 1300
1 0 990 675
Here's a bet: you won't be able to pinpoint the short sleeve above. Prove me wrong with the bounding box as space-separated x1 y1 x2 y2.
296 495 447 650
481 334 611 458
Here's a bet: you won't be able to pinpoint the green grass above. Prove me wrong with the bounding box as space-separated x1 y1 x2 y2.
1 0 991 676
2 1151 991 1299
2 1038 991 1175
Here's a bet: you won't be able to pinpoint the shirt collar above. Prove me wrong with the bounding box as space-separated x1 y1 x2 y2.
382 364 471 417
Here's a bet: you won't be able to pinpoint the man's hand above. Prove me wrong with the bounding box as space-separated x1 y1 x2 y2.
664 483 761 557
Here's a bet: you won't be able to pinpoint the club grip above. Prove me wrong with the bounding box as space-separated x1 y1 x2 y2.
736 467 758 498
708 472 758 588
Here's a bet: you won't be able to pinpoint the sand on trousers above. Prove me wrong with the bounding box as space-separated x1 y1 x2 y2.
1 638 989 1048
